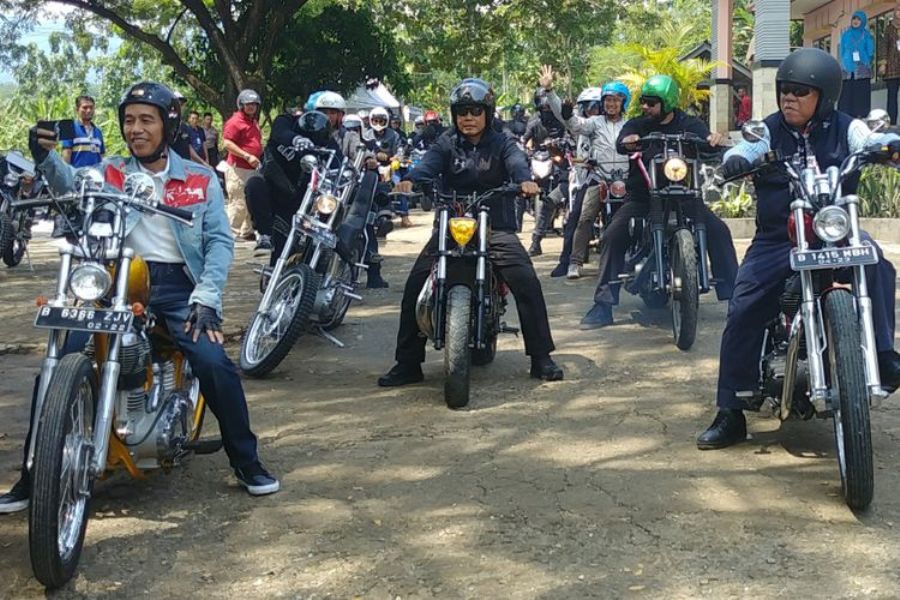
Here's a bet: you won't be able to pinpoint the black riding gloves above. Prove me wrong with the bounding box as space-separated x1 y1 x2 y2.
561 100 574 121
184 303 224 343
722 155 753 180
29 126 57 164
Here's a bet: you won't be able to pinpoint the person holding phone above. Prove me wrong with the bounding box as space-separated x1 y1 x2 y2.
61 94 105 167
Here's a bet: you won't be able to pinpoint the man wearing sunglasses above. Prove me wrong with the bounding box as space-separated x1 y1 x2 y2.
579 74 738 330
697 48 900 449
378 78 564 388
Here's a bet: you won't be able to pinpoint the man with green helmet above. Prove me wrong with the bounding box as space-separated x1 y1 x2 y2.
579 74 738 329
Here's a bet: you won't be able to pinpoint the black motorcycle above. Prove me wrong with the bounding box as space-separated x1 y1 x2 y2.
529 137 573 235
412 185 521 409
620 132 722 350
0 151 41 267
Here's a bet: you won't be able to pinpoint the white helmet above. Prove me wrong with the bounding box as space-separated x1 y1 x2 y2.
370 107 390 132
314 91 346 112
343 114 363 129
576 87 604 104
237 89 262 109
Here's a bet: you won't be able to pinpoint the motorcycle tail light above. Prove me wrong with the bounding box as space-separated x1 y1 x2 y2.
610 180 626 197
787 212 816 247
449 217 477 247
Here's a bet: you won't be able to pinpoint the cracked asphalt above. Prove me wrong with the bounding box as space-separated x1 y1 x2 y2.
1 213 900 599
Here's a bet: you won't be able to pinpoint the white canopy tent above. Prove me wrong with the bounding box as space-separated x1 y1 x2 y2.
345 82 401 112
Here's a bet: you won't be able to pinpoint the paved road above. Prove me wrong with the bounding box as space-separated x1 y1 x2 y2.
1 214 899 599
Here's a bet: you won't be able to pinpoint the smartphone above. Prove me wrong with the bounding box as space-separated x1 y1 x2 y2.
36 119 76 141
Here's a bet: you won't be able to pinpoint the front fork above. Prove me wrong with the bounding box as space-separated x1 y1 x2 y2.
474 210 489 350
433 210 449 350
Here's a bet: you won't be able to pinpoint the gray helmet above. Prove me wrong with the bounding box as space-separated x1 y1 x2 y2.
237 89 262 109
776 48 842 120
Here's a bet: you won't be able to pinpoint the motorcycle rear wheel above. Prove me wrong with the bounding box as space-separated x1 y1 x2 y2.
240 264 318 377
670 229 699 350
444 285 472 409
29 353 97 589
825 290 873 510
0 213 14 262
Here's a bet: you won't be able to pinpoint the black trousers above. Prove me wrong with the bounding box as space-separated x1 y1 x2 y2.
838 77 871 118
886 78 899 128
395 230 556 364
592 201 738 305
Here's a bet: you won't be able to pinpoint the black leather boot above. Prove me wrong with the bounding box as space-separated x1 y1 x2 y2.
878 350 900 393
377 363 424 387
530 355 564 381
528 237 543 257
696 409 747 450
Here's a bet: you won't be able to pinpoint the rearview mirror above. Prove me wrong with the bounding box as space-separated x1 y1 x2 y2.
73 167 105 194
741 120 769 144
123 172 157 203
864 109 891 133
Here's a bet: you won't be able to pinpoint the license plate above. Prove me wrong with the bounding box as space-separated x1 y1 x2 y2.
298 217 337 249
34 305 133 333
790 244 879 271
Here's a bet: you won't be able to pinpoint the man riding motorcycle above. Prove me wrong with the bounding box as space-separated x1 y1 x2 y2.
579 74 739 329
525 86 570 257
697 48 900 449
365 106 410 229
543 73 631 279
377 77 564 387
0 82 280 513
411 110 446 150
507 103 528 138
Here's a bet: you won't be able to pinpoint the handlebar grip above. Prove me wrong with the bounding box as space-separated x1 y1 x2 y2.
155 203 194 222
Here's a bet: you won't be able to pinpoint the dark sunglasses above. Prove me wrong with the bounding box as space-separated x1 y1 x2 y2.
456 105 485 117
779 83 813 98
639 96 661 107
370 116 388 124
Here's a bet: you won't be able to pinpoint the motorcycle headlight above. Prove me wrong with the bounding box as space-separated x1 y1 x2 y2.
315 194 339 215
610 180 627 197
532 160 552 180
69 263 112 302
813 206 850 243
449 217 477 247
663 157 688 182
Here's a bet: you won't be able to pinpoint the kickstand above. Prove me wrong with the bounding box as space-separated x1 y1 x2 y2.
499 322 520 337
315 325 346 348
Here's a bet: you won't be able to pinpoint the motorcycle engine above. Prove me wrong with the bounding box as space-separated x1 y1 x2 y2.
117 331 152 390
115 360 198 470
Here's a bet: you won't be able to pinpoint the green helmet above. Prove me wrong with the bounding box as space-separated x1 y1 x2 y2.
641 75 680 114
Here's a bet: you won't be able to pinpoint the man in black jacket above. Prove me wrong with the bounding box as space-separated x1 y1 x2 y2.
579 75 738 329
377 78 564 388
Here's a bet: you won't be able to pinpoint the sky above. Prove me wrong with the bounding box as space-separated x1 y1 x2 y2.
1 6 122 85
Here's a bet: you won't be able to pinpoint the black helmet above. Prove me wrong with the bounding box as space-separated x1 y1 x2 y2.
533 87 550 110
776 48 843 121
449 78 496 127
511 103 525 118
118 81 181 144
297 110 333 147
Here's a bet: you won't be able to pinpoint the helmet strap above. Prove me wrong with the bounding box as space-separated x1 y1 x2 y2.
132 142 169 165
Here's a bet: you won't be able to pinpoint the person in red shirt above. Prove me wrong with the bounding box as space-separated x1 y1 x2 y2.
222 89 263 240
735 86 752 128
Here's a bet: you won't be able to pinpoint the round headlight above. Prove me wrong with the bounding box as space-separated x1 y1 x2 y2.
663 157 688 182
610 180 627 197
69 263 112 302
315 194 339 215
813 206 850 243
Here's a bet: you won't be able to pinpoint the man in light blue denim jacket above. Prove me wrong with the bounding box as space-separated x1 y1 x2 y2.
0 82 278 515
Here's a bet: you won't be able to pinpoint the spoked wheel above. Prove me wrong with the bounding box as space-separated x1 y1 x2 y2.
240 263 318 377
3 229 28 267
824 290 873 510
29 353 97 589
444 285 473 409
669 229 699 350
319 246 361 332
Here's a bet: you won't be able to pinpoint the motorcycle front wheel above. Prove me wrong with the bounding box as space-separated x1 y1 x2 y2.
3 223 28 266
824 290 873 510
240 263 318 377
670 229 699 350
0 213 14 262
29 353 97 589
444 285 473 409
320 246 360 332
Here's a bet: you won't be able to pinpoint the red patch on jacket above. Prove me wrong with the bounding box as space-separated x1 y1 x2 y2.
104 165 126 191
164 173 209 208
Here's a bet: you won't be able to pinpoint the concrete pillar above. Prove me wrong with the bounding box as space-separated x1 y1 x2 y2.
751 0 790 119
709 0 735 132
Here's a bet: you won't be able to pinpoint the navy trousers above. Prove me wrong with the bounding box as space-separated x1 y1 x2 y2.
716 233 897 409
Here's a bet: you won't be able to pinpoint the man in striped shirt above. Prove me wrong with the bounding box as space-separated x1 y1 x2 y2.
61 95 105 167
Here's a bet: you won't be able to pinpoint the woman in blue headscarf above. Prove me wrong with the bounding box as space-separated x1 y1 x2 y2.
838 10 875 117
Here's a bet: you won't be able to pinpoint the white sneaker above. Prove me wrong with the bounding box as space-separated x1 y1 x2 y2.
566 264 581 279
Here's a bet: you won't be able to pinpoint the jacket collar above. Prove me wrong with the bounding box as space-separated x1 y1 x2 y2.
123 148 188 182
